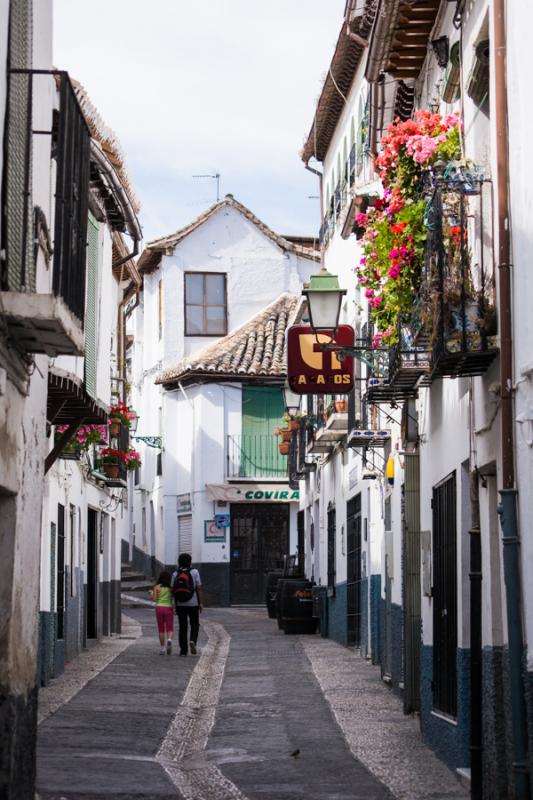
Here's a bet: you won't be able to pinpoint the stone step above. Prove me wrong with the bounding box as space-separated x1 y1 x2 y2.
121 572 147 582
120 580 153 593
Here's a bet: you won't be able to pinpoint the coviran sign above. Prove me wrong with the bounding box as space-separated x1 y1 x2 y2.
206 483 300 503
287 325 354 393
243 488 299 501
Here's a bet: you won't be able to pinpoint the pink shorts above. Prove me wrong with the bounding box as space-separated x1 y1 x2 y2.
156 606 174 634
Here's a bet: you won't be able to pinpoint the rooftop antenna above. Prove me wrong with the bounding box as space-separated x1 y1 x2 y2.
192 172 221 202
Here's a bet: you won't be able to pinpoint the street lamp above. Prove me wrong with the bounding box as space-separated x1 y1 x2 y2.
302 268 346 334
282 381 301 416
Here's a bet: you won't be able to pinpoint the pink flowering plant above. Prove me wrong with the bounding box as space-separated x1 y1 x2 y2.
56 424 108 451
356 111 461 344
122 448 142 471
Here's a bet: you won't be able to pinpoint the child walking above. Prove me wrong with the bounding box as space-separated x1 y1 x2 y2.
150 571 174 655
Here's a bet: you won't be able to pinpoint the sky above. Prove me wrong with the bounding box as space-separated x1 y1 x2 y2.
53 0 346 245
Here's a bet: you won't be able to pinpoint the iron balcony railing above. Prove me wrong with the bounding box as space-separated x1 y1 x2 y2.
226 435 287 479
422 175 498 377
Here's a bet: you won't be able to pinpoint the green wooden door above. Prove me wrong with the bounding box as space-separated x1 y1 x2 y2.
240 387 285 478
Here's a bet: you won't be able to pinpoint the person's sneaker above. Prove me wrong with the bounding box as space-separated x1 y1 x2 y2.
159 646 166 655
166 640 172 655
179 652 187 657
190 641 197 655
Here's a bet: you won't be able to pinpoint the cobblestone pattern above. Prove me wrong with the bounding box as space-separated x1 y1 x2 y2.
37 614 142 724
157 620 249 800
301 636 469 800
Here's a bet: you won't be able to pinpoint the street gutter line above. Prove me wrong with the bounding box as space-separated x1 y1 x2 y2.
157 620 249 800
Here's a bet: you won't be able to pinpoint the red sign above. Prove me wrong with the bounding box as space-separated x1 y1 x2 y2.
287 325 354 394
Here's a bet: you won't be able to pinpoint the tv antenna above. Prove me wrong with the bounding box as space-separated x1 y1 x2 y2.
192 172 221 202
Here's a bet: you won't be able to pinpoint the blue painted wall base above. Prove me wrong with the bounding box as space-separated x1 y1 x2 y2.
420 645 470 769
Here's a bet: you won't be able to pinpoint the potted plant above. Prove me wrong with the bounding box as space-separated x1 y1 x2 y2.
283 414 300 432
56 424 108 458
100 447 122 479
109 402 137 437
279 427 293 442
122 448 142 471
278 441 290 456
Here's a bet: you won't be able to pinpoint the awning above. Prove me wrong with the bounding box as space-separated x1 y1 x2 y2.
47 367 109 425
206 482 300 503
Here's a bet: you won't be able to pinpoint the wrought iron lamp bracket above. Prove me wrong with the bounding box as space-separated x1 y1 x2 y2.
132 435 162 449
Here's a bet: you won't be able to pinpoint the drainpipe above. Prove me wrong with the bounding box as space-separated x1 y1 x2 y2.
469 469 482 800
304 162 324 269
493 1 531 796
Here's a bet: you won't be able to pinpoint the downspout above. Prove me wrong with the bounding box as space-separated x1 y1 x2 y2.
305 162 324 269
493 1 531 796
469 469 482 800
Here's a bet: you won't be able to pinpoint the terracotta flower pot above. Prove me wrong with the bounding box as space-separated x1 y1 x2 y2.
288 419 300 431
109 420 121 437
278 442 290 456
103 462 120 479
335 400 348 413
280 428 292 442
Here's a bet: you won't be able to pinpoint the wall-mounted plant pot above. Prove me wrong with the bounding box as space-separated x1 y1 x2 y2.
335 400 347 413
280 428 292 442
103 462 120 479
109 421 121 437
278 442 290 456
288 419 300 431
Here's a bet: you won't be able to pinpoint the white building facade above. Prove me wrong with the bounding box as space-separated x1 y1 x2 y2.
300 0 533 795
129 196 318 603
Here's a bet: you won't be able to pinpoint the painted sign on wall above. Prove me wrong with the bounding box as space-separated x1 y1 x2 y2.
287 325 354 393
204 520 226 543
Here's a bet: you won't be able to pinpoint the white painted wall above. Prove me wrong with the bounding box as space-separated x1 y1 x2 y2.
129 203 318 577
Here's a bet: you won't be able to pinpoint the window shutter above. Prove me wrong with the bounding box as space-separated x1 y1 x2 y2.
4 0 34 292
178 514 193 555
84 213 99 399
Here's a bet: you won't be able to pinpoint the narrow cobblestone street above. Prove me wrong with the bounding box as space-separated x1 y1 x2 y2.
36 608 468 800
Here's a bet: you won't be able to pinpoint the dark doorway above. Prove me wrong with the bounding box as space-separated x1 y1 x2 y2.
87 508 98 639
56 504 65 640
432 472 457 716
230 503 289 604
347 494 362 646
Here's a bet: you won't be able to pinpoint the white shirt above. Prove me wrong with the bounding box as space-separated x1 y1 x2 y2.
171 567 202 607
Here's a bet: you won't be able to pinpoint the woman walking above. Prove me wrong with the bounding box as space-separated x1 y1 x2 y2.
150 571 174 655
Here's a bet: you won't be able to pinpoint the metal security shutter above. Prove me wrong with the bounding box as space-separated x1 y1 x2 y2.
432 472 457 716
178 514 193 556
4 0 34 292
84 213 99 399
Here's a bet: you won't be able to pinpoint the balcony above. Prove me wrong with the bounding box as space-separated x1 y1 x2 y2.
364 322 431 405
422 177 498 377
226 435 287 480
306 412 348 455
2 71 90 356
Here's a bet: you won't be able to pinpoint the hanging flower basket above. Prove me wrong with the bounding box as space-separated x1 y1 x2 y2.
279 428 292 443
103 462 120 479
278 442 290 456
109 420 121 437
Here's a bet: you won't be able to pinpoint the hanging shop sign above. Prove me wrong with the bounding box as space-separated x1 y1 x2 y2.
287 325 354 394
206 483 300 503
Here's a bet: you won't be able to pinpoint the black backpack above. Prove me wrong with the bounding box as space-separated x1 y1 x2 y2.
173 567 195 604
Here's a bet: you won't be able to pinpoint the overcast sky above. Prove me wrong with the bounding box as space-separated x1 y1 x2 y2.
53 1 345 245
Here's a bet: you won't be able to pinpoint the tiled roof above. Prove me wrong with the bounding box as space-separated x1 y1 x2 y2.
301 1 377 164
71 79 140 215
156 293 298 386
138 195 320 274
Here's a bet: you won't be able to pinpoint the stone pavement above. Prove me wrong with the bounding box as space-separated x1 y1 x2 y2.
36 607 468 800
